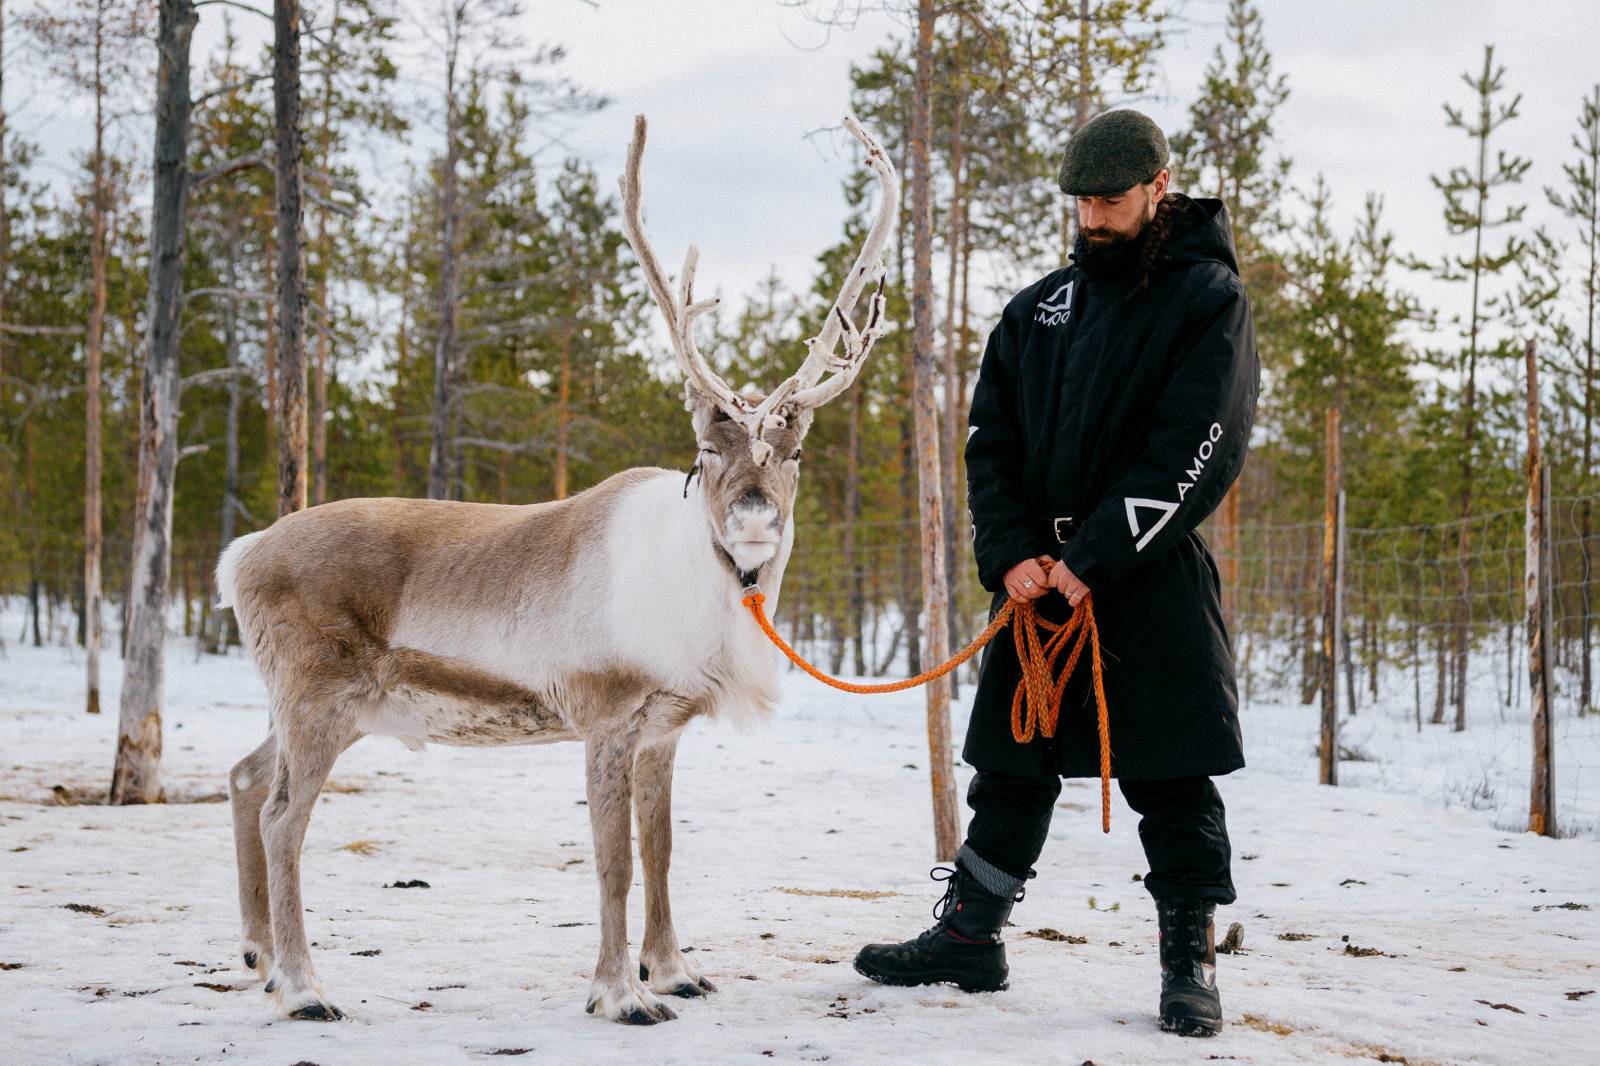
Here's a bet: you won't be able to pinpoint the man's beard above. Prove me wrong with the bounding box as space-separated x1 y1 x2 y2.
1082 195 1157 246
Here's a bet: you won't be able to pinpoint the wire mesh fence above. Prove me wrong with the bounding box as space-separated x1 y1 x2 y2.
3 499 1596 836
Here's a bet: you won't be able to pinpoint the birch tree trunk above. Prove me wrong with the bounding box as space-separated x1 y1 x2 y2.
912 0 957 860
1526 339 1556 836
111 0 197 805
274 0 307 517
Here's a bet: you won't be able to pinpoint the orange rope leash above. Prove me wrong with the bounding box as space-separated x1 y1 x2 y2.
740 560 1113 833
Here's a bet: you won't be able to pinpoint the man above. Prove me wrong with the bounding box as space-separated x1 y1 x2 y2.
853 108 1260 1038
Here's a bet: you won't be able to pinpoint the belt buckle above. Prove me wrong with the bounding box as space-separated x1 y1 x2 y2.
1054 516 1075 543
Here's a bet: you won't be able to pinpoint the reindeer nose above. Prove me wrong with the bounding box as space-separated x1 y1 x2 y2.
730 489 780 533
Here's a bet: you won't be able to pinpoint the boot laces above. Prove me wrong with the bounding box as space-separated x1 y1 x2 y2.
929 865 959 924
928 863 1027 925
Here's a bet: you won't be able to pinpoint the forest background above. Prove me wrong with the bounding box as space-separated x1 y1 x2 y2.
2 0 1598 821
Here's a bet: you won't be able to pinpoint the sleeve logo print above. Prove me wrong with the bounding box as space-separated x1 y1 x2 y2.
1033 281 1075 327
1124 422 1224 552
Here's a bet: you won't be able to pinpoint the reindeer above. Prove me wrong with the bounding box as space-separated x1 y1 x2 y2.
215 114 898 1025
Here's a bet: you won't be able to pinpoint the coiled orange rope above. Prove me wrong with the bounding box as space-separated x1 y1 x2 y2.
740 560 1113 832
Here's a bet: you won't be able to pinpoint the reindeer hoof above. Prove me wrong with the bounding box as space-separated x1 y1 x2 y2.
666 981 709 999
622 1004 675 1025
641 958 717 997
587 978 678 1024
289 1002 345 1022
268 967 342 1021
243 951 257 970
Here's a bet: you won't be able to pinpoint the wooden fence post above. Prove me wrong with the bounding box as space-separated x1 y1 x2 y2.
1526 339 1557 836
1321 404 1342 786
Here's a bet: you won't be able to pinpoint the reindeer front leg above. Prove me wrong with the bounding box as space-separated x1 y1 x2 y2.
584 730 677 1024
635 736 717 998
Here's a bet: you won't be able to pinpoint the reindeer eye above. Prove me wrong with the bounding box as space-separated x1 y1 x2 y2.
699 446 720 458
789 448 802 462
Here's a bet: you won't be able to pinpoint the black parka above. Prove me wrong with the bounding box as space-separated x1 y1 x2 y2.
961 194 1260 780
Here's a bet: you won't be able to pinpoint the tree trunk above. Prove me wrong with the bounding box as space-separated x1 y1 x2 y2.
555 330 571 499
840 383 863 675
1583 100 1599 715
911 0 958 860
28 569 41 647
264 253 277 456
894 123 921 678
0 0 8 387
84 7 108 713
1432 616 1447 724
940 44 965 699
428 47 461 501
1320 406 1341 786
209 232 243 654
311 19 336 506
1526 339 1556 836
112 0 198 805
1453 80 1494 735
274 0 307 517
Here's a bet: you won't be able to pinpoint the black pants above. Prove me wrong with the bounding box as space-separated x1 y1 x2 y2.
962 770 1237 905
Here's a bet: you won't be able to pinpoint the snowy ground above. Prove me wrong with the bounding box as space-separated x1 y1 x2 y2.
2 635 1598 1065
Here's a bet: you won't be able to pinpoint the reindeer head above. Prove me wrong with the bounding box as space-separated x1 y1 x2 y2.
618 114 900 576
682 384 812 572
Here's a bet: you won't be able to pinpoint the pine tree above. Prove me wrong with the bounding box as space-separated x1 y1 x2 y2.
1545 86 1600 713
1409 43 1530 732
1170 0 1288 250
1275 179 1416 520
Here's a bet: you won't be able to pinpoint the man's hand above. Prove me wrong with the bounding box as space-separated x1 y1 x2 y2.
1003 556 1052 602
1048 559 1090 607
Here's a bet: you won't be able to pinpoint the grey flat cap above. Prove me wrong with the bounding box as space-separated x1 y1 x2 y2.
1057 109 1170 196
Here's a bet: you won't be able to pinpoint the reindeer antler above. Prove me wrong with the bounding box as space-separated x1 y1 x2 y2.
778 115 899 412
617 113 900 466
618 115 753 424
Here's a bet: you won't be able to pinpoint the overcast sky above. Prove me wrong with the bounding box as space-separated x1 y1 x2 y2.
14 0 1600 343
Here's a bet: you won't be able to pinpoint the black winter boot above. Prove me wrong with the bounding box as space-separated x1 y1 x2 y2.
1156 897 1223 1036
852 845 1026 994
